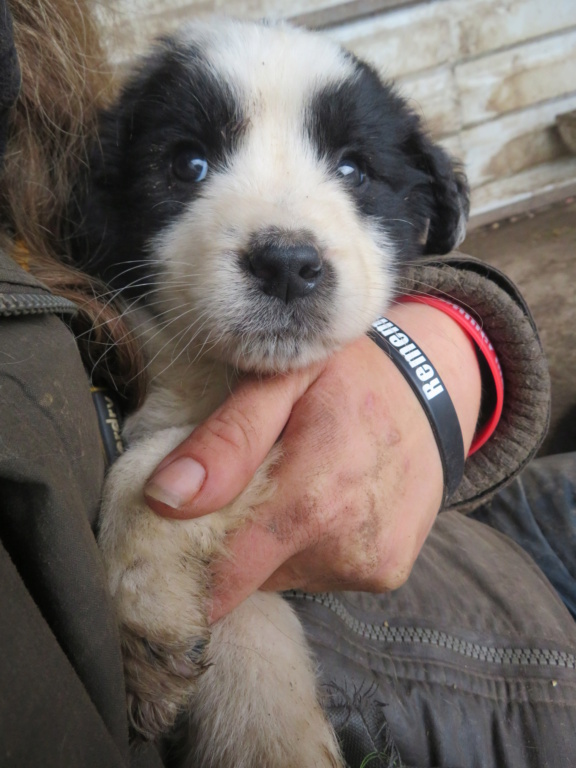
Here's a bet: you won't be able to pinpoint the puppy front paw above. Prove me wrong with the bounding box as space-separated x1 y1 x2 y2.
122 624 210 740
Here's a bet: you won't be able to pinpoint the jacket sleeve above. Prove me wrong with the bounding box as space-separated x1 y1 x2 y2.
399 252 551 513
0 251 164 768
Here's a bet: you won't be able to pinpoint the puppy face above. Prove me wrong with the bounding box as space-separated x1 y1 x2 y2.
74 19 469 373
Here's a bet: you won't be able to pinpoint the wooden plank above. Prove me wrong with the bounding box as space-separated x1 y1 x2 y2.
327 2 458 80
396 67 461 138
102 0 576 75
97 0 450 67
458 0 576 59
102 0 460 75
459 95 576 188
438 134 465 164
289 0 417 29
104 0 576 70
101 6 461 136
457 29 576 126
468 179 576 229
101 0 417 37
97 0 576 223
94 2 212 62
469 157 576 225
329 0 576 77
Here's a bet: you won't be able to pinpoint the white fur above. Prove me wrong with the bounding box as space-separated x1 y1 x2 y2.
147 20 395 374
98 18 401 768
100 411 344 766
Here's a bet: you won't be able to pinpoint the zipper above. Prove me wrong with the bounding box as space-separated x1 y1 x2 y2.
0 291 76 317
286 591 576 668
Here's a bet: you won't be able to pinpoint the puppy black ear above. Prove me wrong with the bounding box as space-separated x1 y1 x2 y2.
422 143 470 255
66 44 190 287
65 86 146 286
407 131 470 256
65 106 122 266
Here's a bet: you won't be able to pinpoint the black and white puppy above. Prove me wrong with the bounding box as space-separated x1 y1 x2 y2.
73 17 469 768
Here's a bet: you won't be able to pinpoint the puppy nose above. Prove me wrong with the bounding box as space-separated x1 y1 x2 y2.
248 244 323 303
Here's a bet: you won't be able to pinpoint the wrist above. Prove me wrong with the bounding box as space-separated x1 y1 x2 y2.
384 301 482 456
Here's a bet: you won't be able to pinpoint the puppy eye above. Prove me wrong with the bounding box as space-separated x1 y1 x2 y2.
172 148 209 183
336 158 366 187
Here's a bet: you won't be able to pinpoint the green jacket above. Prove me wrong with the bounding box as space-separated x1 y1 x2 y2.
1 246 575 768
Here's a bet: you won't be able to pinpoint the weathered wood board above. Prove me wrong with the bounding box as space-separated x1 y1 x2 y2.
457 29 576 126
460 94 576 187
470 157 576 224
98 0 576 222
396 67 461 138
457 0 576 59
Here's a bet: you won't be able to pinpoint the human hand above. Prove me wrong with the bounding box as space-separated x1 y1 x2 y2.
144 303 482 622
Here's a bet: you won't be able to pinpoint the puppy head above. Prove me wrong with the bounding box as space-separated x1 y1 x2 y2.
72 18 469 373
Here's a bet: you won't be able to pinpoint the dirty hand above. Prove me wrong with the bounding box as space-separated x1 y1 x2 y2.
144 303 482 622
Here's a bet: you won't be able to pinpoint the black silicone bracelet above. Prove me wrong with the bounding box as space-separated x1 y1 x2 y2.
367 316 465 504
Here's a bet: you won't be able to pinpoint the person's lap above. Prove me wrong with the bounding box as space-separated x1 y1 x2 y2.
290 504 576 767
471 451 576 619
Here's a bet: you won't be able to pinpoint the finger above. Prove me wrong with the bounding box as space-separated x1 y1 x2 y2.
209 521 291 622
144 363 324 518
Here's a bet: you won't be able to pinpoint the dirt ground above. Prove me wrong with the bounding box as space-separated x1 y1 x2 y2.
462 197 576 455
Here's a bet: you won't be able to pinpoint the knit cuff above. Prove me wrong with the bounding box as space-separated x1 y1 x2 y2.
398 253 550 512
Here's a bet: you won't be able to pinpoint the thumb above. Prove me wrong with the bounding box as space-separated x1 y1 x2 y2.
144 364 323 518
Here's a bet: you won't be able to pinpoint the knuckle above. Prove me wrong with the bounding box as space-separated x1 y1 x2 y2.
380 561 414 592
202 407 258 458
330 545 379 588
358 527 419 592
341 545 415 593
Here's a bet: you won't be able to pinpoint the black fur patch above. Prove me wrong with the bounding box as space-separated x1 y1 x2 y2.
307 59 469 258
70 40 245 295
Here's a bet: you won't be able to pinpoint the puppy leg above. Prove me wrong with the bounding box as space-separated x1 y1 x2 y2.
101 428 340 763
186 591 344 768
98 426 217 737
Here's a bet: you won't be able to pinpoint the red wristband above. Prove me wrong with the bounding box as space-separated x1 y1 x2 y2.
399 295 504 455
